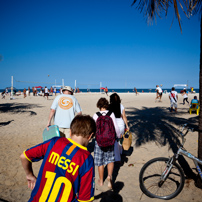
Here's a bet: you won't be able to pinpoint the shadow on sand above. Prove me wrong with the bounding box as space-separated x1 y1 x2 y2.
0 120 14 127
127 106 198 179
0 198 10 202
0 103 43 116
89 106 199 200
88 139 132 201
94 181 124 202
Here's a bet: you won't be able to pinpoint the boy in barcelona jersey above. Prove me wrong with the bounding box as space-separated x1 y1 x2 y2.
20 115 96 202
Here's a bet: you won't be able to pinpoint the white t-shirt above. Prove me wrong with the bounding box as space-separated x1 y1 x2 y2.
51 94 82 128
45 87 49 93
116 104 125 135
183 93 188 98
156 87 162 93
169 91 178 103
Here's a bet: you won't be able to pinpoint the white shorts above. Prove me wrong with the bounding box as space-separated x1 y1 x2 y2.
171 102 177 108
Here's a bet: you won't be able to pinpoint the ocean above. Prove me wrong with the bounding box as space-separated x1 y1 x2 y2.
0 88 199 93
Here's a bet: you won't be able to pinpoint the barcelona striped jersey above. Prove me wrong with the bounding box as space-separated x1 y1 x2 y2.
24 137 95 202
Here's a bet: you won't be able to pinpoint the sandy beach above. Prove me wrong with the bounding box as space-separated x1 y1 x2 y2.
0 92 201 202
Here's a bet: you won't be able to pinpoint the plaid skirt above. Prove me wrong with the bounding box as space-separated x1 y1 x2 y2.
94 141 115 166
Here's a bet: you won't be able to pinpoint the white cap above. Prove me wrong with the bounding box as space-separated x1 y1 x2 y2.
62 86 73 93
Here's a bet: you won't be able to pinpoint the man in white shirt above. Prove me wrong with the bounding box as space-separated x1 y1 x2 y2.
155 85 163 102
169 87 178 112
47 86 82 138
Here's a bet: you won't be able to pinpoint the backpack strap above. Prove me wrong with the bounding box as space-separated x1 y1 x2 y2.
96 112 102 117
106 111 112 116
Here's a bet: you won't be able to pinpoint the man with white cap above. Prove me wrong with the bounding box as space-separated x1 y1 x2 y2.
47 86 82 138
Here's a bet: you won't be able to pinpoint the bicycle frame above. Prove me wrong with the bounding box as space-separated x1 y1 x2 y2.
177 148 202 179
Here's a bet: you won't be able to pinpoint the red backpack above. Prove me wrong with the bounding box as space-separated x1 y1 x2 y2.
95 111 116 147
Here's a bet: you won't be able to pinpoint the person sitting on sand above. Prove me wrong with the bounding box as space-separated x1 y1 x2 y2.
191 96 199 104
190 96 199 110
20 115 96 202
93 98 120 189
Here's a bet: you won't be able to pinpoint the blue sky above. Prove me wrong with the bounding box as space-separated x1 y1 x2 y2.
0 0 200 89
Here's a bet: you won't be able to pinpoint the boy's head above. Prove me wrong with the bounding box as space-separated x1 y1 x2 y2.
194 96 197 99
97 98 109 110
172 87 175 91
70 115 96 139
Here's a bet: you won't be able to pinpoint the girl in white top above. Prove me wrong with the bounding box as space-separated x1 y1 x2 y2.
109 93 129 162
182 89 189 105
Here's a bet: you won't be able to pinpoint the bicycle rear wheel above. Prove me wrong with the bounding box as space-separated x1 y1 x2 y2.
139 157 185 200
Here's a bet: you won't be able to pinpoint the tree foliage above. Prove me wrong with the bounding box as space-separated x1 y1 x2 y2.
132 0 202 32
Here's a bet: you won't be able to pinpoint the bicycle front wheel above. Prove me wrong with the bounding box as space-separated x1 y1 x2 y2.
139 157 185 200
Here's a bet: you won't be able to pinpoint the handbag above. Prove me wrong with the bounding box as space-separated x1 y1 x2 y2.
122 130 132 150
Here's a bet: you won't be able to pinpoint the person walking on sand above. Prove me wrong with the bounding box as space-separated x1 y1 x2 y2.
28 87 30 96
47 86 82 138
93 98 121 189
20 115 96 202
44 86 49 99
182 89 189 105
109 93 129 163
5 88 8 95
1 91 5 99
54 86 56 96
104 87 108 96
23 88 26 98
169 87 178 112
134 87 139 95
155 85 163 102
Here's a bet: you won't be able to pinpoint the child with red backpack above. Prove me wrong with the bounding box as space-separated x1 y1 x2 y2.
93 98 121 189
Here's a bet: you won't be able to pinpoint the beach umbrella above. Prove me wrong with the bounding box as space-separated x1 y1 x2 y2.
35 86 43 88
100 87 105 90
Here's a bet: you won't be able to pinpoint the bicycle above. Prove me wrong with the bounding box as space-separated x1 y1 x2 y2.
139 124 202 200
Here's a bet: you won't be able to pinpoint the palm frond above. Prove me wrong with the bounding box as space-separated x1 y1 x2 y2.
132 0 201 32
132 0 170 24
173 0 182 32
189 0 202 16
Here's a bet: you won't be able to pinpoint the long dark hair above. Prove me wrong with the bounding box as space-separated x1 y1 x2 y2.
109 93 121 118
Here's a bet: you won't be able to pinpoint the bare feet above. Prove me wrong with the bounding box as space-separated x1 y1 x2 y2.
107 176 113 189
97 179 103 186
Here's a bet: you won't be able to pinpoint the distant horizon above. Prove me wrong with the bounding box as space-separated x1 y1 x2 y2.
1 76 197 90
0 86 198 90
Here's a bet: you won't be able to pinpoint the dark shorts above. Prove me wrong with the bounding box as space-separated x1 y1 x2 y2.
94 141 115 166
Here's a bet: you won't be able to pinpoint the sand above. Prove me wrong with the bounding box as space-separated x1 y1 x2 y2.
0 92 201 202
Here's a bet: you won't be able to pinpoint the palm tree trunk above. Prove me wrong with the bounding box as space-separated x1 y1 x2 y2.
198 14 202 160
